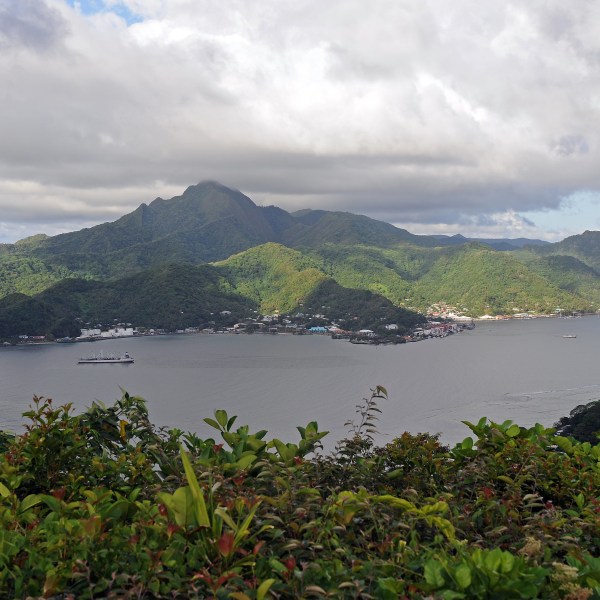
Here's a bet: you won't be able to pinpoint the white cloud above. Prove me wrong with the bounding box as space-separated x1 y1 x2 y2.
0 0 599 241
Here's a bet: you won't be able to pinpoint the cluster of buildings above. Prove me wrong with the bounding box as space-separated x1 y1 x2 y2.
11 304 477 346
77 326 136 340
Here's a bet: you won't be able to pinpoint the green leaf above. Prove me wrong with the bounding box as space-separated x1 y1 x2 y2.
499 551 515 573
222 431 237 449
268 558 288 574
377 577 403 599
234 454 257 470
256 579 275 600
158 488 194 526
18 494 42 514
497 475 514 485
454 563 472 589
385 469 404 480
484 548 502 573
214 506 237 530
40 494 62 513
375 384 388 397
173 487 195 526
215 409 229 429
424 560 445 588
554 436 573 453
461 437 474 450
203 417 221 431
234 501 261 546
273 439 295 462
0 482 10 498
506 424 520 437
376 495 415 511
421 501 449 515
100 499 130 521
180 446 210 528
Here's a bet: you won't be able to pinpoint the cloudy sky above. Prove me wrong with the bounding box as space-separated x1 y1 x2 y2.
1 0 600 243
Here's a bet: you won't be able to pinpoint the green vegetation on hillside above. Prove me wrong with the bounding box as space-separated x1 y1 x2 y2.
0 249 425 337
0 253 80 297
1 389 599 598
0 264 256 337
216 243 424 332
306 244 441 308
410 244 588 315
301 279 425 333
532 231 600 272
0 182 599 323
515 252 600 305
215 243 328 313
306 243 592 315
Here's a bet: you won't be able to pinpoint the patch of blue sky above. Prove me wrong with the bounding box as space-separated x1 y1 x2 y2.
523 190 600 237
64 0 142 25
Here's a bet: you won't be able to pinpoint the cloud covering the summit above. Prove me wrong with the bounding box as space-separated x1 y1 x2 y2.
1 0 600 241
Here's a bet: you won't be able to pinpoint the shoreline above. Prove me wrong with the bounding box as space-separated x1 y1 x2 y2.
4 311 597 349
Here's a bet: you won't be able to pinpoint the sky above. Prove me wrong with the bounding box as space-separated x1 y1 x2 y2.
1 0 600 243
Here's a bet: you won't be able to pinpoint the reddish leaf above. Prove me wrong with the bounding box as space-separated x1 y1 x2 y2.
217 531 235 557
253 540 266 555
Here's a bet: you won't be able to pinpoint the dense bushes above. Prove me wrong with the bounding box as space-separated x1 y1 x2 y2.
555 399 600 445
1 389 599 598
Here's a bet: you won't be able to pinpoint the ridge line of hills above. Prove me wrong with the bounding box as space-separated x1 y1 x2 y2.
1 181 599 338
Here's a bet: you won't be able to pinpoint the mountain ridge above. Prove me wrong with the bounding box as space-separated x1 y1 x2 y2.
0 181 599 335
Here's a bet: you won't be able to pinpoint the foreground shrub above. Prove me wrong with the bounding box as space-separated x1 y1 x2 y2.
0 389 599 598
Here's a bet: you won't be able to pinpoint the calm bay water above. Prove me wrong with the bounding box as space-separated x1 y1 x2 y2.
2 316 600 449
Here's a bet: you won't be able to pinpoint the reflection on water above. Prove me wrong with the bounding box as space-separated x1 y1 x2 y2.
1 316 599 448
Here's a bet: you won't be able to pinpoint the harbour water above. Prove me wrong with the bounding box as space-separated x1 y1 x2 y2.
1 316 599 449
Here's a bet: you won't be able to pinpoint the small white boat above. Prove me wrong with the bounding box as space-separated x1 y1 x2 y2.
562 335 577 339
78 351 134 364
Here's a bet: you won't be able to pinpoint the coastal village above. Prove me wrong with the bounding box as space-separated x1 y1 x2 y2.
8 300 592 348
9 304 476 347
6 310 449 346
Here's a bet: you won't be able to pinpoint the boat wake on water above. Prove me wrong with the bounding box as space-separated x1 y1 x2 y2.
504 383 600 401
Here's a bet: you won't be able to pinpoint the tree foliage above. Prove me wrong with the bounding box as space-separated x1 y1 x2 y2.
555 399 600 444
0 264 256 337
1 391 599 598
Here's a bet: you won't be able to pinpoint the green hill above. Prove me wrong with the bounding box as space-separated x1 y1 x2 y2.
215 243 424 331
303 243 592 315
526 230 600 272
410 244 587 315
306 244 441 308
0 264 256 338
1 182 600 321
0 247 425 337
215 243 328 313
300 278 425 332
515 252 600 305
0 253 81 298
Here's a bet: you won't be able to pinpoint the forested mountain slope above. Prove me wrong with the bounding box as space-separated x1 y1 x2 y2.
0 182 599 322
0 264 255 337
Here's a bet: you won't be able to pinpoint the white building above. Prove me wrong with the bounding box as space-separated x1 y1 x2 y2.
100 327 135 338
78 328 101 338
